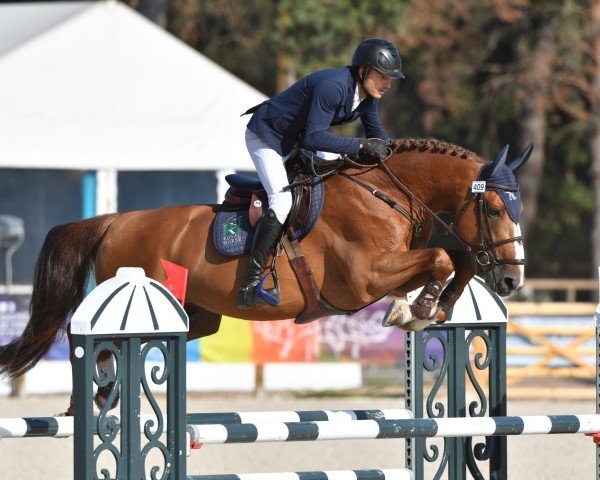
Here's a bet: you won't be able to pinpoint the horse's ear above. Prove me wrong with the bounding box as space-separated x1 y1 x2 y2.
508 142 533 174
489 144 509 178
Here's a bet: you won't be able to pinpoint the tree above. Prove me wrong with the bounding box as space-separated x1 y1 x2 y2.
159 0 596 277
590 0 600 272
167 0 278 94
395 0 597 277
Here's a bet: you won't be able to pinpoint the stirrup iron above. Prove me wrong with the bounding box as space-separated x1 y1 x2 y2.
256 251 281 307
256 270 280 307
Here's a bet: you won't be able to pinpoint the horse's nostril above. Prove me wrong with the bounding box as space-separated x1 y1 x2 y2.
504 276 516 290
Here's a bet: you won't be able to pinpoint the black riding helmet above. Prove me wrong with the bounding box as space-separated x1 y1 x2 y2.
352 38 405 86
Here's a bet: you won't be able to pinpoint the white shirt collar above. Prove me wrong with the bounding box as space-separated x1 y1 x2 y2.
352 84 361 111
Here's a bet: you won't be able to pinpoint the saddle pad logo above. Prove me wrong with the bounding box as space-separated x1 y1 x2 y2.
223 218 243 241
213 181 325 256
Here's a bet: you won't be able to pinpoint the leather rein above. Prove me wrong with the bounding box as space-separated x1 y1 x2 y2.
278 147 524 323
338 150 525 269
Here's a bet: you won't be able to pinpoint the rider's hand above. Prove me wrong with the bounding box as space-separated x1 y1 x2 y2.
358 138 389 163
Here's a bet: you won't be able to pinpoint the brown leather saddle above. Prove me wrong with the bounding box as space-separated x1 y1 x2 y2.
223 170 314 235
220 150 354 323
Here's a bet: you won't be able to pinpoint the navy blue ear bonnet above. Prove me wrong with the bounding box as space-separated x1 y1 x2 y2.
477 163 521 224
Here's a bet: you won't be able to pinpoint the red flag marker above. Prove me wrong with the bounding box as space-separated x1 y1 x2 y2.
161 259 188 305
586 433 600 444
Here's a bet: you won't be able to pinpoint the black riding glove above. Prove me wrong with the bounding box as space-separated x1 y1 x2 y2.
358 138 389 163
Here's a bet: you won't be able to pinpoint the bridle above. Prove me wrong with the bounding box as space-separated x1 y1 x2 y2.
339 150 525 270
449 185 524 267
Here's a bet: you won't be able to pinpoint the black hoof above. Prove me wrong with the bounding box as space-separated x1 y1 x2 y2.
94 383 120 411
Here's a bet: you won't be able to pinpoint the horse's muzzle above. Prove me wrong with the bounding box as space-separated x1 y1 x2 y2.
486 267 523 296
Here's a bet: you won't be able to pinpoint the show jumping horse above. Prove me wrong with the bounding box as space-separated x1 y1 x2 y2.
0 138 531 415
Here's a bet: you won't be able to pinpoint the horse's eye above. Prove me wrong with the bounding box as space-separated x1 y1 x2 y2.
488 209 502 218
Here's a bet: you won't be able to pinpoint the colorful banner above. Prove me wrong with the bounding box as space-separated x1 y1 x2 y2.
319 300 406 364
0 295 408 365
0 295 29 346
199 316 252 362
252 319 320 364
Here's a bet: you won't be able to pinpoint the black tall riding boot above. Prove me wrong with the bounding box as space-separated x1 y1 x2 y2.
237 209 284 309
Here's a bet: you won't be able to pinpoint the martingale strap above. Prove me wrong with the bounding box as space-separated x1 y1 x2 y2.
337 172 424 236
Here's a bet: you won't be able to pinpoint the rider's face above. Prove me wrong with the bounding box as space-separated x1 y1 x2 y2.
359 68 392 99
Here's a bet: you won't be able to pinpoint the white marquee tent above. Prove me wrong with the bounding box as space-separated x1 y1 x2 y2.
0 0 266 212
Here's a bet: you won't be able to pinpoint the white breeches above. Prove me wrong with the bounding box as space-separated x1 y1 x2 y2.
245 129 293 223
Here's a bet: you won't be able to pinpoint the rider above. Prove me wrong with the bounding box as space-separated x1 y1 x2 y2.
238 38 405 309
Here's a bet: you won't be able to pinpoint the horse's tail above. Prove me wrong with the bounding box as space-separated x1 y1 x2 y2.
0 214 118 379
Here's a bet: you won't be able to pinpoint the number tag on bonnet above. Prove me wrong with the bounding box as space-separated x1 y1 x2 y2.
471 181 486 193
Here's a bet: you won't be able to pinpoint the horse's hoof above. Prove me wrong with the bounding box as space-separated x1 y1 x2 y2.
94 384 120 411
382 298 412 327
398 306 445 332
54 410 72 417
397 318 435 332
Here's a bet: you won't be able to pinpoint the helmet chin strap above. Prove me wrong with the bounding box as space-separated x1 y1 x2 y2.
358 67 373 98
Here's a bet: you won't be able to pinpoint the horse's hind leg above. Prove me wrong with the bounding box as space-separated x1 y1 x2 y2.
62 342 119 415
185 303 222 340
91 303 222 414
93 348 119 412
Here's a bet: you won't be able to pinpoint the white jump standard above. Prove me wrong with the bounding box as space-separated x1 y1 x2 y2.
63 269 600 479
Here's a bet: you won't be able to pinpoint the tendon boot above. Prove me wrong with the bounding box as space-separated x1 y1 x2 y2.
237 208 284 309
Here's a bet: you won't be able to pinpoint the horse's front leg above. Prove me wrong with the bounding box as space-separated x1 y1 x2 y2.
383 249 476 331
437 249 477 317
365 247 454 330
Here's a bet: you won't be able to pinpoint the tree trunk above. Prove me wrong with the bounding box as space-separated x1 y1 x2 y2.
276 4 296 92
590 1 600 273
518 20 556 235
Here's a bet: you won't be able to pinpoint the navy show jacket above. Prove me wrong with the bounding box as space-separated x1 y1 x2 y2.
246 66 389 158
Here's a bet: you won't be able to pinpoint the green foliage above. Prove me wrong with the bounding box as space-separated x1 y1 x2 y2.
167 0 278 94
163 0 598 277
526 139 594 276
276 0 408 80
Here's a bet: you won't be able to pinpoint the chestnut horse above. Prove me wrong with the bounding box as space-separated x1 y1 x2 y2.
0 138 530 414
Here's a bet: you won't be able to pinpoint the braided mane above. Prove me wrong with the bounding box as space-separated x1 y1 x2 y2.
389 138 483 163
